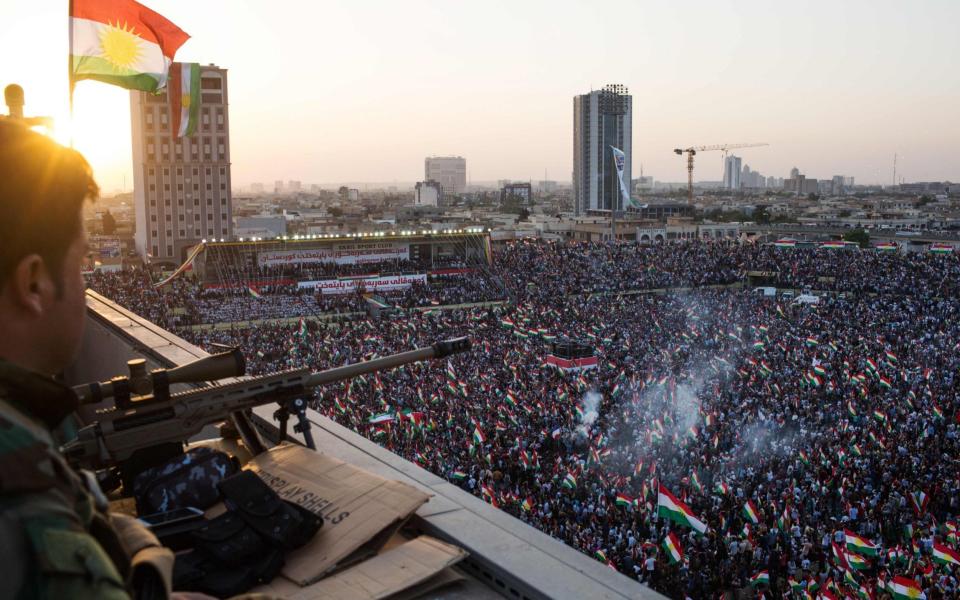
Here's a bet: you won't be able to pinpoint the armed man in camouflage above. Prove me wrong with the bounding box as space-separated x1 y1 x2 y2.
0 121 213 599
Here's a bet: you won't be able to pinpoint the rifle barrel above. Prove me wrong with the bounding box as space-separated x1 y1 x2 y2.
305 337 471 388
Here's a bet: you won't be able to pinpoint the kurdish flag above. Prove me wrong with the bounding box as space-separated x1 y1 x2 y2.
788 577 803 592
657 485 707 534
368 412 395 424
521 497 534 512
472 427 486 445
662 532 683 564
932 542 960 566
846 551 870 570
749 570 770 587
247 285 262 299
168 62 200 137
890 576 926 600
845 529 879 557
615 493 633 508
562 471 577 489
742 500 760 524
70 0 190 92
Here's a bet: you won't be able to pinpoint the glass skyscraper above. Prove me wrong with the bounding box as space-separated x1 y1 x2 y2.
573 84 632 216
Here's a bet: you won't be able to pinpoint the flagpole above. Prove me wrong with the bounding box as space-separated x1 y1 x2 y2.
610 146 617 243
67 0 75 147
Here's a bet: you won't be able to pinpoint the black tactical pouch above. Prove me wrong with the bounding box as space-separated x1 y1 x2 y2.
192 511 264 565
132 447 239 514
218 470 322 550
173 547 284 598
171 470 322 597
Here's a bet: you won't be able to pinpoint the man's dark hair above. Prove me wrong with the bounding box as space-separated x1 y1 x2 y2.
0 121 98 292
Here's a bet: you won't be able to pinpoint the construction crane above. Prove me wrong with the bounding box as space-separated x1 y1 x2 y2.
673 143 769 204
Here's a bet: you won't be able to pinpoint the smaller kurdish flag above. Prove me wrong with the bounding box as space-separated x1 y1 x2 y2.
889 576 925 600
168 62 200 137
846 551 870 571
845 529 879 557
932 542 960 566
911 490 929 514
615 493 633 508
657 485 707 534
749 570 770 587
562 471 577 489
368 412 395 424
662 532 683 564
742 500 760 524
521 497 534 512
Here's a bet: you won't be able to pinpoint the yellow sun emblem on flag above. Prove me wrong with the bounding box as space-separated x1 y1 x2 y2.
98 21 143 71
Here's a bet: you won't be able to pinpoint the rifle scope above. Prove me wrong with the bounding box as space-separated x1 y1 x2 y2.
72 348 246 406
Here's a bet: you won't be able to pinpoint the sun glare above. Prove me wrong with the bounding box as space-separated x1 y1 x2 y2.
49 84 132 190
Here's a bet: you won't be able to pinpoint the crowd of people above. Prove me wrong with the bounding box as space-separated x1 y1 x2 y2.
87 239 960 599
86 269 504 326
499 239 960 299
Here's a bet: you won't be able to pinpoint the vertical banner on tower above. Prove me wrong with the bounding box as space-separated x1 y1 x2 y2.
610 146 632 210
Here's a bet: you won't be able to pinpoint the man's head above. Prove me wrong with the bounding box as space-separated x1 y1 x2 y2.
0 121 98 374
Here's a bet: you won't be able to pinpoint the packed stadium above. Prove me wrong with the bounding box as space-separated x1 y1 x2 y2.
87 237 960 599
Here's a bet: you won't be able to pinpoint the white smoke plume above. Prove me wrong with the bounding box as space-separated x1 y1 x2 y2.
575 390 602 439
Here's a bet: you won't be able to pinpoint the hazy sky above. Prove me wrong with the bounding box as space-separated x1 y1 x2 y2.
3 0 959 191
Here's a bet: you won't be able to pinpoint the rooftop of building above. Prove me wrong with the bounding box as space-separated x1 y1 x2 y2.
69 289 661 600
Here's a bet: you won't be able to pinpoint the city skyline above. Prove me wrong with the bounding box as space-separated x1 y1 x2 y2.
3 0 959 192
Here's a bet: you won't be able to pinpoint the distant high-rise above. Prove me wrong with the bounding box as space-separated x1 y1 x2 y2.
724 155 743 189
414 180 443 207
425 156 466 194
831 175 846 196
573 84 632 215
131 64 233 262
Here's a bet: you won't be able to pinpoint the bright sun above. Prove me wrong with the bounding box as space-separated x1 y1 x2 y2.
98 21 143 71
50 84 133 191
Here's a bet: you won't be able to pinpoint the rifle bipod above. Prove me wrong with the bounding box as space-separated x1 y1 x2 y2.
274 397 316 450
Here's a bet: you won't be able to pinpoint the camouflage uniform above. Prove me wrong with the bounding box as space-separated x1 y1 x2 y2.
0 358 169 599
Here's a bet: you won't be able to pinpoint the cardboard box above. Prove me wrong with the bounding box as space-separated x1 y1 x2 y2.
253 536 468 599
245 443 431 585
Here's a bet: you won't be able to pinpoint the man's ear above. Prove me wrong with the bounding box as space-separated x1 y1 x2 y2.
9 254 54 316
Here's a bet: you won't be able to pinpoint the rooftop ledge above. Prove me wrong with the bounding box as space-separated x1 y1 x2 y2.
69 289 662 600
